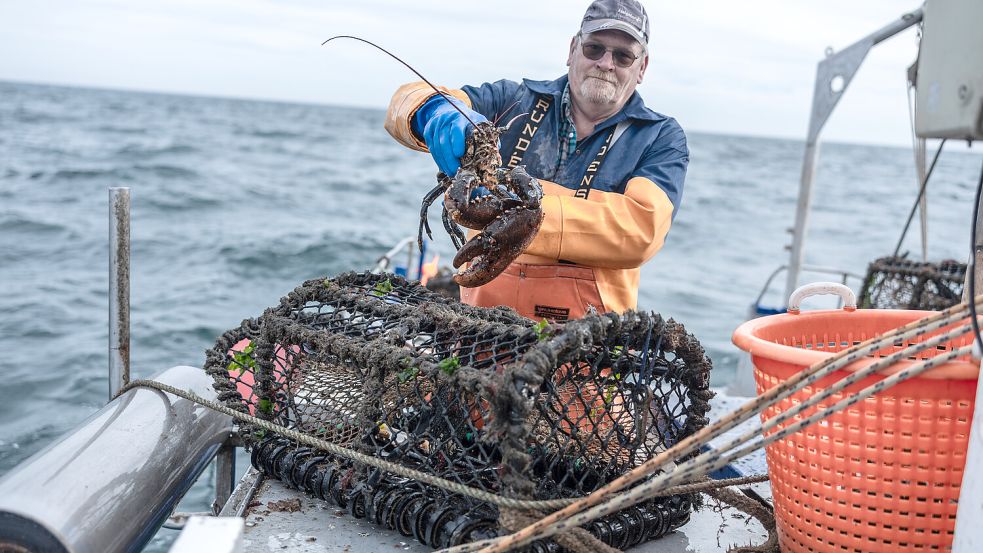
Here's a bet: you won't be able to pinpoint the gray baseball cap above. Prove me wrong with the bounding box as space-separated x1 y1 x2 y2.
580 0 649 47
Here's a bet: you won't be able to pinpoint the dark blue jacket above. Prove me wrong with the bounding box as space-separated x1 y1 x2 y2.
463 74 688 218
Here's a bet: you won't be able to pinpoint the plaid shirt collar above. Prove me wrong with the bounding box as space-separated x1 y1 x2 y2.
558 84 577 167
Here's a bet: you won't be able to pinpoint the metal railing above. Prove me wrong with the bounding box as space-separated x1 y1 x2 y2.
753 264 864 313
107 188 237 533
371 235 427 281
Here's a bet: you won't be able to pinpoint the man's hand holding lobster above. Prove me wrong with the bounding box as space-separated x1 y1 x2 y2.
413 95 545 288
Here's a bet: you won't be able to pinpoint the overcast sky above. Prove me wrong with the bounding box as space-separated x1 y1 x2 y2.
0 0 928 145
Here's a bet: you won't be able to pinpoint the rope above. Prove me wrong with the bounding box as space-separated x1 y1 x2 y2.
892 138 946 257
499 509 617 553
703 483 778 553
522 343 972 549
435 475 770 553
474 299 982 552
114 378 764 513
115 379 567 510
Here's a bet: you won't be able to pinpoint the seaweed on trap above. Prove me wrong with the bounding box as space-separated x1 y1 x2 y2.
204 272 714 551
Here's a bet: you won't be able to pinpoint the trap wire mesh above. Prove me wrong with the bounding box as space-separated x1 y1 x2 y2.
858 256 966 310
205 272 713 550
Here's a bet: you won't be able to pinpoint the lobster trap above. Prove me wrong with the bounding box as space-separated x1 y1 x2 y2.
205 272 713 550
858 255 966 310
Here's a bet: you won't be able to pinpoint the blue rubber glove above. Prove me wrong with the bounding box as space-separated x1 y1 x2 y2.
412 94 488 176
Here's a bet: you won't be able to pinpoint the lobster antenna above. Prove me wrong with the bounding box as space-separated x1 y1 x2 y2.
503 112 529 131
321 35 480 128
493 99 522 127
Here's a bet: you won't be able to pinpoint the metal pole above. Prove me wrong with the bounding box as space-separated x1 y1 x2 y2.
960 174 983 304
785 140 820 302
954 194 983 551
213 444 236 514
954 175 983 550
971 187 983 302
914 137 929 260
406 240 414 279
109 187 130 400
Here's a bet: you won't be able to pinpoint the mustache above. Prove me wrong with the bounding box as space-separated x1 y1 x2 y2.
584 71 617 84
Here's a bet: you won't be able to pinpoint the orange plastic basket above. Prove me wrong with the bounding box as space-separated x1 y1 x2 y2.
733 307 979 552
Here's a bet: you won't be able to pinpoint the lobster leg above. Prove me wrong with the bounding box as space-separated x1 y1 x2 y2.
418 183 445 249
442 206 466 250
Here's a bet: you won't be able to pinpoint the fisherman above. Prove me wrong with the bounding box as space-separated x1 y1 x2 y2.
385 0 687 321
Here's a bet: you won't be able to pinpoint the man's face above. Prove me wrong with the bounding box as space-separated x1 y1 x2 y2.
567 29 648 109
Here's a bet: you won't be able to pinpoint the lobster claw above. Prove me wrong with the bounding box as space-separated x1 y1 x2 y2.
451 167 544 288
445 170 514 230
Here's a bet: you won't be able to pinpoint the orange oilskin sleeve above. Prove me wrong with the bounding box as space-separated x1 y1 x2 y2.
384 81 473 152
463 176 675 315
525 177 675 269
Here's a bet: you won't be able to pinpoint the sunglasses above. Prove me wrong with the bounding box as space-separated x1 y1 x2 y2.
581 41 640 68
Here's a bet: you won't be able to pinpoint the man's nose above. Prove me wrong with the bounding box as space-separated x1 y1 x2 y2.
594 50 616 71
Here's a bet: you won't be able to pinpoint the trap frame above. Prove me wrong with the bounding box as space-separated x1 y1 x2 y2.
205 272 713 550
858 255 966 311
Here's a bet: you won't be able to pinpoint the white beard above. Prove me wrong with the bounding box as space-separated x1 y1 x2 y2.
579 73 620 104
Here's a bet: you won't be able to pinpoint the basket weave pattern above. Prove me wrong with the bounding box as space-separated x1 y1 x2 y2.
750 317 975 552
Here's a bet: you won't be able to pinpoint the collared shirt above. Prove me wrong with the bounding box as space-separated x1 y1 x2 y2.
557 84 578 170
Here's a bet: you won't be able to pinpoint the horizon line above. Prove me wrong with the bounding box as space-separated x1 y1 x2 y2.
2 76 975 154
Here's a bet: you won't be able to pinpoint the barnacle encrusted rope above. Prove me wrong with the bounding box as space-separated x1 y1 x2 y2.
198 271 716 550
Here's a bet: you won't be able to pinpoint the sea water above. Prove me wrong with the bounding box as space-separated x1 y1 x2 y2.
1 80 981 550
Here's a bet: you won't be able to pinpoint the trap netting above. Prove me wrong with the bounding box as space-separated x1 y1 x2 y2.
858 255 966 310
204 272 713 551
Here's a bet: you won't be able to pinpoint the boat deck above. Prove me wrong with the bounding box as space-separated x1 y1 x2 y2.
223 393 772 552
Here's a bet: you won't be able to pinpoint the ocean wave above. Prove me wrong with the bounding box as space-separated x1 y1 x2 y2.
50 167 127 181
244 129 305 140
12 108 73 125
115 143 197 158
45 163 203 187
95 124 147 135
0 300 78 339
143 324 227 347
0 423 64 474
141 190 221 211
132 164 201 180
0 214 68 235
309 134 338 145
220 232 389 279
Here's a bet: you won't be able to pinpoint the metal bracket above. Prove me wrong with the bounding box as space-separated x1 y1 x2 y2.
784 9 924 303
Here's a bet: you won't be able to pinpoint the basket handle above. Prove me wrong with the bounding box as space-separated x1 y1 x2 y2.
787 282 857 314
